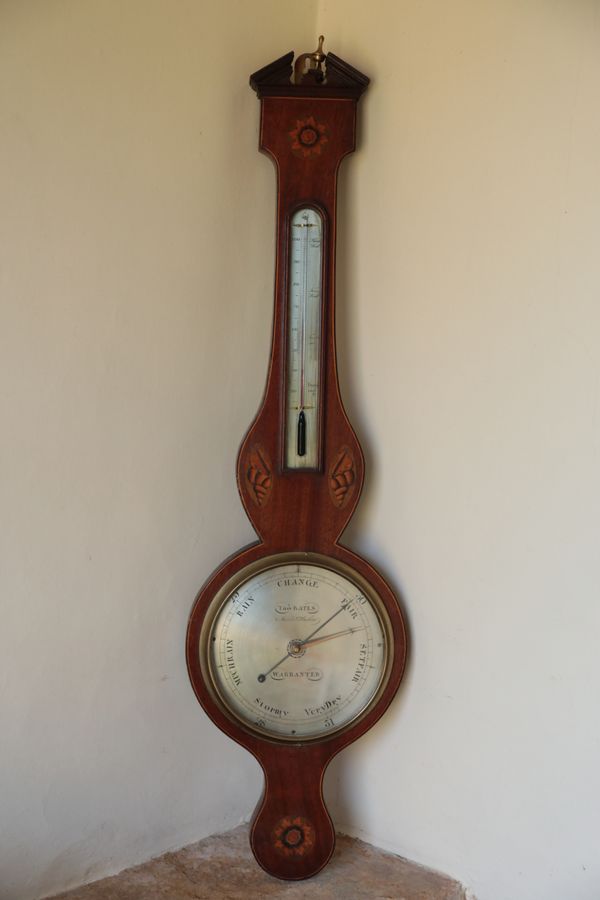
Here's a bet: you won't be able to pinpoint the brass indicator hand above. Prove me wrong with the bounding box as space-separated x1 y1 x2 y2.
300 626 365 648
257 602 354 682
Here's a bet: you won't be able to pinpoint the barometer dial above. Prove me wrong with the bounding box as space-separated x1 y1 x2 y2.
202 556 390 740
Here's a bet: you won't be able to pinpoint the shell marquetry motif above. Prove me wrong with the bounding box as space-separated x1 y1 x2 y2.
245 444 273 507
329 447 356 508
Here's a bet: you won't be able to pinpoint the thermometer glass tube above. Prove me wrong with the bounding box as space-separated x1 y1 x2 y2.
285 207 323 469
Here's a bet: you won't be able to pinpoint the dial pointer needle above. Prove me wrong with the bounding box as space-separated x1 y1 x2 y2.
257 650 293 683
297 602 348 645
257 602 352 682
300 626 364 648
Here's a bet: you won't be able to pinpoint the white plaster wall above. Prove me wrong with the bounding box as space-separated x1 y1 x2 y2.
4 2 600 899
0 3 315 898
317 2 600 899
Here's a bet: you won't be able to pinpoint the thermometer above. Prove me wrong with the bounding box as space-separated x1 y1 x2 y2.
285 207 323 469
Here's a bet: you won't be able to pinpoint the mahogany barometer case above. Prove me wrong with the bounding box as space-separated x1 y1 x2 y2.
186 39 407 881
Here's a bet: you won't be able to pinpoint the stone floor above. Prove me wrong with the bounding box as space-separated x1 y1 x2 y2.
50 825 466 900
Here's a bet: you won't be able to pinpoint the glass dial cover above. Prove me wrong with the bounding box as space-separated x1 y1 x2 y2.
201 554 390 741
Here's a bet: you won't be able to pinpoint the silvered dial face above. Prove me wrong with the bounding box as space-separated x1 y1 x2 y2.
202 556 390 741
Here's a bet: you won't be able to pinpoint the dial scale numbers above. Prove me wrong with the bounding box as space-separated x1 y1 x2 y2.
204 559 389 741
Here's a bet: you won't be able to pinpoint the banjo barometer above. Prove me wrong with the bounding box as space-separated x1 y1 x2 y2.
186 39 407 880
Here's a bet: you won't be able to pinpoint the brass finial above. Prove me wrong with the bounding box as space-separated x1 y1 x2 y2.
294 36 327 84
313 35 325 63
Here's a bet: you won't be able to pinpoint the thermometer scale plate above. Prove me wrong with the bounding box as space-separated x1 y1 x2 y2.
286 207 324 469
